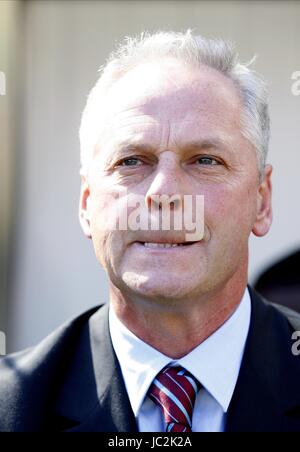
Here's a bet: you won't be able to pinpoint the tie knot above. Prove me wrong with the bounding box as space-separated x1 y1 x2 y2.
148 366 201 432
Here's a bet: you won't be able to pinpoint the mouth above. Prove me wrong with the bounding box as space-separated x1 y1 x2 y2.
136 241 199 249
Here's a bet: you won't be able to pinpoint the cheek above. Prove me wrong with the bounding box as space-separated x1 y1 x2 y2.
89 192 131 269
88 193 115 264
90 224 125 273
203 182 257 234
89 189 121 233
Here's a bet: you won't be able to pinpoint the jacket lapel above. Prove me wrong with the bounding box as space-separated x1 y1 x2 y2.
226 288 300 432
55 304 137 432
56 291 300 432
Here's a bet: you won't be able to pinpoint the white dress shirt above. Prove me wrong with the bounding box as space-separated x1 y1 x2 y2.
109 288 251 432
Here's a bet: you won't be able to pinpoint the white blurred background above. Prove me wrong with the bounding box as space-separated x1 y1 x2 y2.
1 0 299 353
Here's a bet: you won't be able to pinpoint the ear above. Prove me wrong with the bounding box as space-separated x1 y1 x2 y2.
252 164 273 237
79 175 92 239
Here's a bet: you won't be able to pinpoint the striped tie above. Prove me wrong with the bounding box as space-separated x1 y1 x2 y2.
148 365 201 432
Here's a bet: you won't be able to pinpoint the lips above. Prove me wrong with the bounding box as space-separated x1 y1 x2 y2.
144 242 184 248
136 241 198 248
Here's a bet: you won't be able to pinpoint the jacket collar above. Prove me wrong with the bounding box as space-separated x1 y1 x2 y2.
56 304 137 432
57 289 300 432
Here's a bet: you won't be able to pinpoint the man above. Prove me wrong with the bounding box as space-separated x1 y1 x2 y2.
1 30 300 432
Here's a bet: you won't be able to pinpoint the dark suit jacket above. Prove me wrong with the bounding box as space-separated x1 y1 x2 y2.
1 288 300 432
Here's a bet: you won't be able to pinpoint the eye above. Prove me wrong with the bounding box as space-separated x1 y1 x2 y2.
196 156 220 166
119 157 142 167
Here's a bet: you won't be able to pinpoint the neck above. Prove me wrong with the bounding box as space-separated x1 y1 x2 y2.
109 274 248 359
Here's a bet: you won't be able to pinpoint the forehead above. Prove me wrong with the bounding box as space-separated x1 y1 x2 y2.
96 59 242 150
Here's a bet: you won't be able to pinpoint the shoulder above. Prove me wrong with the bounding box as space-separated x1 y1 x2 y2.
0 304 105 432
251 287 300 331
248 286 300 368
227 288 300 431
268 302 300 331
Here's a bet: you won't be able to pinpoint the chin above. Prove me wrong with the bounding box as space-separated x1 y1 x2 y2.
122 270 201 301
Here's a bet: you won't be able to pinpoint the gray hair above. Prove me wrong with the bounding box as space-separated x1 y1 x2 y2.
79 29 270 179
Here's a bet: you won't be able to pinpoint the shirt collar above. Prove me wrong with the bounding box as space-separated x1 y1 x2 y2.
109 288 251 417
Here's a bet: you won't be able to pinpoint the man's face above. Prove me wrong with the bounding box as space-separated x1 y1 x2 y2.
80 59 272 302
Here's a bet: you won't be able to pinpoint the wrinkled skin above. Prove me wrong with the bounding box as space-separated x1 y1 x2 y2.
79 59 272 357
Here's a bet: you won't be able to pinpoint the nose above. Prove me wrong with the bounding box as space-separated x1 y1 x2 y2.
145 153 185 210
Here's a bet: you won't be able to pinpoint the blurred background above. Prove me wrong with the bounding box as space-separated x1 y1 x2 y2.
0 0 299 353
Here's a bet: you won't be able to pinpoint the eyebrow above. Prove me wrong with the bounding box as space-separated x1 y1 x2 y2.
104 136 231 167
104 143 155 166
